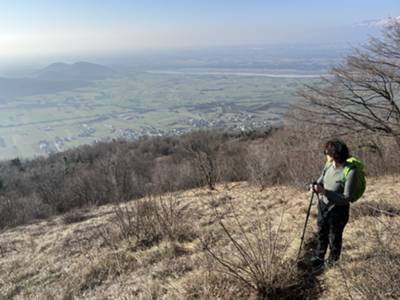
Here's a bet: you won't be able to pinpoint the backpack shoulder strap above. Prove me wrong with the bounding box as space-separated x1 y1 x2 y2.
343 157 359 180
343 163 354 179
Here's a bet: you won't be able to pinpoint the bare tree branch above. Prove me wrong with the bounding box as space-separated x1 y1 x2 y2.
296 21 400 147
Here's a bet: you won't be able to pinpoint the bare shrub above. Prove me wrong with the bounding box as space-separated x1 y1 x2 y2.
340 218 400 299
79 262 109 292
217 140 248 182
0 196 26 228
201 202 300 299
280 137 322 186
155 194 198 243
209 194 232 209
182 130 223 190
106 194 196 250
34 163 66 212
246 142 286 190
179 267 251 300
0 194 52 228
63 166 114 210
63 150 153 211
62 209 89 224
173 160 204 191
347 254 400 299
152 157 201 193
244 125 326 189
112 198 162 249
152 157 178 192
351 134 400 176
246 143 271 190
77 252 139 295
110 150 154 199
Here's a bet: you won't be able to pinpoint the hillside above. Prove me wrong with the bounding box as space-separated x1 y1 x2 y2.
0 176 399 299
0 62 115 101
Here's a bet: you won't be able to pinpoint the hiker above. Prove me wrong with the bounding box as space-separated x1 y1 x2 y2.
311 139 358 269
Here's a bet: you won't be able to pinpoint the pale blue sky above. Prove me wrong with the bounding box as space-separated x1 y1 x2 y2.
0 0 399 58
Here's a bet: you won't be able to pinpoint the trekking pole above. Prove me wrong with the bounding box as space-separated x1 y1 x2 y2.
297 190 315 260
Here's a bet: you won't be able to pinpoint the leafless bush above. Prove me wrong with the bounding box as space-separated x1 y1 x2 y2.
217 140 248 182
106 194 196 250
152 157 178 192
179 266 251 300
34 163 66 212
112 198 162 249
155 194 198 243
0 194 52 228
340 218 400 299
245 125 325 189
182 130 223 190
62 209 89 224
246 142 286 190
152 158 201 193
77 251 139 296
63 167 114 210
201 202 300 299
351 135 400 176
79 262 110 292
209 194 232 209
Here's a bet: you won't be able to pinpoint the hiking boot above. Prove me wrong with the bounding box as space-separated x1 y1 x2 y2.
312 263 325 275
310 256 324 268
310 257 325 274
325 258 339 269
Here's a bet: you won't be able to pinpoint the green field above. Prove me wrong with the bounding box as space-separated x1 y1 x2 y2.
0 71 317 159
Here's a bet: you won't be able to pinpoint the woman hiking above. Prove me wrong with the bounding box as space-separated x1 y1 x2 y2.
311 139 358 271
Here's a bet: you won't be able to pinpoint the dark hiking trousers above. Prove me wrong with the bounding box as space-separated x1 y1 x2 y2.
316 204 349 262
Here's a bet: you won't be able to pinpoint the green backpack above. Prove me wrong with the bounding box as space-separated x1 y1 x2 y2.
343 157 366 202
325 156 366 202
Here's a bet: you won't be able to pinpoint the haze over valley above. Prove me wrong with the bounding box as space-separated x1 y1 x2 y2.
0 45 335 160
0 2 398 160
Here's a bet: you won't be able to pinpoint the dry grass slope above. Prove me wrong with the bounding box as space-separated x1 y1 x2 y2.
0 176 399 299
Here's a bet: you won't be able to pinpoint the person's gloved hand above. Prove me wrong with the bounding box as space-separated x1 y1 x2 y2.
310 182 325 194
313 183 325 194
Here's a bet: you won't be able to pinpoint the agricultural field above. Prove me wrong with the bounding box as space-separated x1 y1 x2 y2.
0 71 318 160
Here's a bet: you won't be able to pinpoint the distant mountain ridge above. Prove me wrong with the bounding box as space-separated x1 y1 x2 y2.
35 61 116 81
0 62 116 100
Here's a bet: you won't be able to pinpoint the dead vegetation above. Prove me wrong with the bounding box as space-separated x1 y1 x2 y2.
0 176 398 299
2 122 398 231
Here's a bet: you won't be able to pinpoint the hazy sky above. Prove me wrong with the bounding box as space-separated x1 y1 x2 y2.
0 0 399 59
